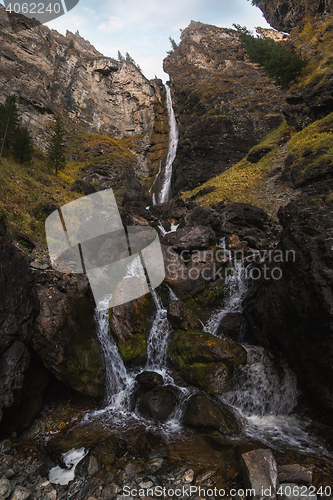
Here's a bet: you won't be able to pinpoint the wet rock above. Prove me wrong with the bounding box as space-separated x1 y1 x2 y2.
243 201 333 409
217 313 243 341
167 301 201 330
0 223 44 431
70 180 97 195
9 486 31 500
0 477 11 498
241 449 278 500
213 203 270 239
137 385 181 422
162 226 216 251
278 465 313 485
185 206 222 233
182 469 194 483
33 281 105 398
169 329 247 370
144 458 164 474
88 456 100 476
182 394 242 435
135 371 164 391
109 294 155 366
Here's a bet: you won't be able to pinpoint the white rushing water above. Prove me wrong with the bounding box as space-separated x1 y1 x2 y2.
49 448 87 485
204 238 249 335
203 239 331 456
145 288 171 369
152 85 178 205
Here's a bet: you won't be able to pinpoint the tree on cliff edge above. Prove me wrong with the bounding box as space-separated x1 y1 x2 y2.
46 115 66 175
0 95 19 156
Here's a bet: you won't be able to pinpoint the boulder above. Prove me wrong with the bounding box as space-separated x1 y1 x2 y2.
136 371 164 391
167 300 201 330
70 180 97 195
136 385 181 422
217 313 243 341
0 221 46 432
185 206 222 233
32 278 105 398
182 394 242 435
243 201 333 409
169 329 247 370
213 203 270 238
168 329 246 395
109 294 155 365
162 226 216 251
241 449 278 500
278 465 313 485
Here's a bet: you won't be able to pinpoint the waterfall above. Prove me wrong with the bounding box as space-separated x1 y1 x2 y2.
152 85 178 205
145 288 171 370
204 238 249 335
94 307 132 406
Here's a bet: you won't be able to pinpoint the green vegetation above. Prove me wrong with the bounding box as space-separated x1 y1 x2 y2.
68 39 74 49
0 94 33 164
46 115 66 175
12 126 34 164
167 37 178 55
238 31 307 87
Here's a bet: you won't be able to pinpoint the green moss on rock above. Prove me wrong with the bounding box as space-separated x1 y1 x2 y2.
118 333 147 365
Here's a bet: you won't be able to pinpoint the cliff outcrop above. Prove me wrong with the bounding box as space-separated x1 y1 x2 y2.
163 21 285 195
0 6 167 177
257 0 333 32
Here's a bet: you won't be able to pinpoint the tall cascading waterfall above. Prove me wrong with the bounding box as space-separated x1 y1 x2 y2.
152 85 178 205
145 288 171 370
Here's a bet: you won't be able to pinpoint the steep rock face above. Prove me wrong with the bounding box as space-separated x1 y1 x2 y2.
163 21 284 194
0 220 47 432
33 277 105 398
0 7 165 176
243 200 333 409
257 0 333 32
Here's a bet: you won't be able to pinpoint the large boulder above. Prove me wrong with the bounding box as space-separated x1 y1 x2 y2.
244 200 333 409
109 294 155 366
33 277 105 398
212 203 271 241
0 221 47 432
162 226 216 251
182 394 242 435
168 329 247 395
136 385 181 422
241 449 278 500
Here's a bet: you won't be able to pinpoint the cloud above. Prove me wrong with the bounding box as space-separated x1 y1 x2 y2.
97 16 124 33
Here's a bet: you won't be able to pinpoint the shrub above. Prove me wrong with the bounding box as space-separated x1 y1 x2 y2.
239 32 307 87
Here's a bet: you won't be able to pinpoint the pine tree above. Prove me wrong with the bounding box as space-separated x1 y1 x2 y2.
0 95 19 156
46 115 66 175
12 126 34 164
117 50 124 61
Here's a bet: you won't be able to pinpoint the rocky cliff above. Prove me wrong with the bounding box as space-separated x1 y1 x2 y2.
163 21 285 195
0 6 168 178
257 0 333 32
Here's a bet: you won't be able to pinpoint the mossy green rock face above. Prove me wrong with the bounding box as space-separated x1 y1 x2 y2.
168 329 246 395
168 329 247 369
182 362 229 396
109 294 155 366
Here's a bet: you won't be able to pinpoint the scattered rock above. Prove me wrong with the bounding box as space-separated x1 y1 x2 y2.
162 226 216 251
278 465 313 485
9 486 31 500
277 483 316 500
241 449 278 500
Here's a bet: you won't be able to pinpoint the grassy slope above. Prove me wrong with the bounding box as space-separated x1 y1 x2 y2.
0 132 139 243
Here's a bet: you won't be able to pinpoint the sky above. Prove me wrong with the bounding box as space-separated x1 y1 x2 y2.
40 0 270 80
